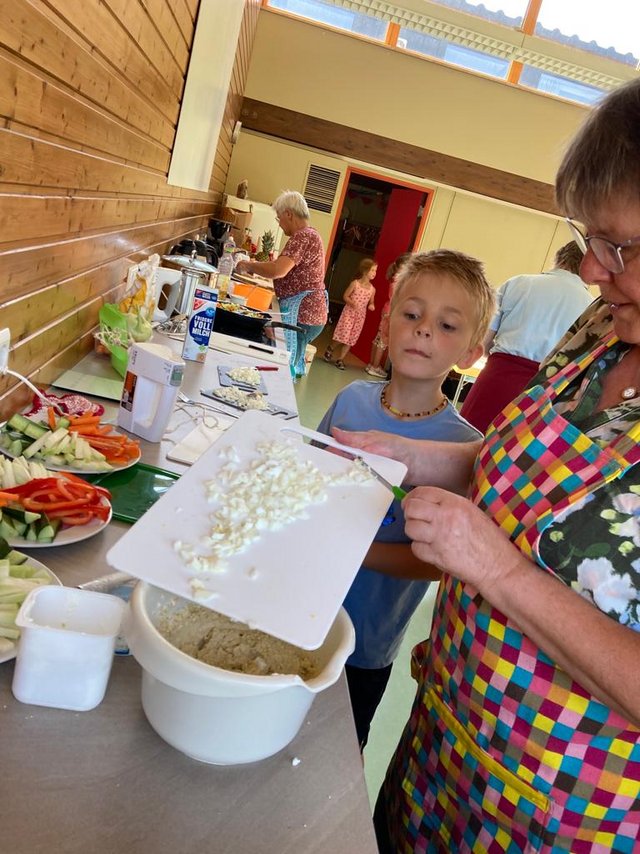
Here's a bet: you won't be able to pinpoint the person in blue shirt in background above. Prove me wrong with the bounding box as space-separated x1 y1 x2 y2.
317 249 496 749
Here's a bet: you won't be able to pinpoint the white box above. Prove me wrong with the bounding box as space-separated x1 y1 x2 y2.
12 587 125 711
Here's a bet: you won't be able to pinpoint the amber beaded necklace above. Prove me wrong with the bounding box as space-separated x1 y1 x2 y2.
380 383 447 419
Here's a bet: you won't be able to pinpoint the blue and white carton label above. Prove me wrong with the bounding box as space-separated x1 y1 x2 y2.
182 286 217 363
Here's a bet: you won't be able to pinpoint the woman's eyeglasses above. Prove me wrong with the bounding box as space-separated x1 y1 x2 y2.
566 217 640 274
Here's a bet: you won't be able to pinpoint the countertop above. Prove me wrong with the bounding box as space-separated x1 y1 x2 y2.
0 333 377 854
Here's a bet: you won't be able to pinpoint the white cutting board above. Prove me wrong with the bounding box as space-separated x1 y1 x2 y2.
106 410 407 649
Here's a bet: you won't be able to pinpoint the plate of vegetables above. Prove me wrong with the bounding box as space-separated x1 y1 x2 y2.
0 538 62 663
0 407 141 474
0 458 112 547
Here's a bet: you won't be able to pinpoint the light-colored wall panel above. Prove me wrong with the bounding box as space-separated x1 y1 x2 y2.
438 194 559 287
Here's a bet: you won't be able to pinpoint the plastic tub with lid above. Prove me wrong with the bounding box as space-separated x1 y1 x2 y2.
126 583 355 765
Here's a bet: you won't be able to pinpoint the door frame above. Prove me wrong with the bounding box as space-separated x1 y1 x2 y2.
324 166 435 272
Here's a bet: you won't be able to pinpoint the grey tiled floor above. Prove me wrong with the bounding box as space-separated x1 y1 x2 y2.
293 334 437 806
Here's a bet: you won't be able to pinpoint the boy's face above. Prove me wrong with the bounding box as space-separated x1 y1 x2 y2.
388 272 483 382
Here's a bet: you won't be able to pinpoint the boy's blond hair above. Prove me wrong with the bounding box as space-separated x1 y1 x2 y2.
391 249 495 348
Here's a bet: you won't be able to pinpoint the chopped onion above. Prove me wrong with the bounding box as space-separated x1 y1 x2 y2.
176 439 374 591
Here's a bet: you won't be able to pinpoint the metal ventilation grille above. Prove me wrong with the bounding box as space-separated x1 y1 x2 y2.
304 164 341 213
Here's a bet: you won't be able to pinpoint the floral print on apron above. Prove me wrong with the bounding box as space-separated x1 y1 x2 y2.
381 303 640 853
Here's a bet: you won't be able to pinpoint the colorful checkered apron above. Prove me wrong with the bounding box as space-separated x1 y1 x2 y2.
382 332 640 853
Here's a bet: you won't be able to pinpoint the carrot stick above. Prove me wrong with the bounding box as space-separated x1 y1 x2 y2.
47 407 57 430
67 413 102 426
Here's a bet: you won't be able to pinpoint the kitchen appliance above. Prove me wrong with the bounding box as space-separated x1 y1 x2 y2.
161 255 218 294
159 264 216 317
213 300 301 342
117 342 184 442
126 583 355 764
207 217 234 265
169 238 218 267
153 268 182 323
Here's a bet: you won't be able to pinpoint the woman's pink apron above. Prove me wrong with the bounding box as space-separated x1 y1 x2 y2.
383 332 640 852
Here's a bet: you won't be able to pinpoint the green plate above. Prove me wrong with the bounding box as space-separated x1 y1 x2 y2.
89 463 180 524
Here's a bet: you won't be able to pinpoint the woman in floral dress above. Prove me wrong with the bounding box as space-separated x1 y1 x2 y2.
235 191 327 377
335 77 640 853
324 258 377 370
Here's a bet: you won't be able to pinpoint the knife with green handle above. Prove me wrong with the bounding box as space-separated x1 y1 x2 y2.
310 438 407 500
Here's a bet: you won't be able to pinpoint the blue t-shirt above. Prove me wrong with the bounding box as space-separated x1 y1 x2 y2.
317 381 481 669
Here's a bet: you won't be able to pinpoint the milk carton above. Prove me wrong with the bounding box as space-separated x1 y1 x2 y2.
182 285 218 363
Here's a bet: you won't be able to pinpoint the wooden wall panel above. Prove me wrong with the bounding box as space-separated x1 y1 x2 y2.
0 4 178 139
0 0 262 418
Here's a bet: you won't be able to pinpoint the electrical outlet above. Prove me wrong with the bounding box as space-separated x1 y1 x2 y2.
0 327 10 374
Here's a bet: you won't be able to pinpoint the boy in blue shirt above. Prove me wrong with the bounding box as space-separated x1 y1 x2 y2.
318 249 495 749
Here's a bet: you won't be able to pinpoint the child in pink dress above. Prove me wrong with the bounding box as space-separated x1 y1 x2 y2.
324 258 377 370
365 253 412 379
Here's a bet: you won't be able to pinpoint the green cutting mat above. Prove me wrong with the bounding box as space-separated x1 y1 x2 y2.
90 463 180 524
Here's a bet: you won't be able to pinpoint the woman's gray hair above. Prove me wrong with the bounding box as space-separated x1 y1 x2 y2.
273 190 310 220
556 78 640 222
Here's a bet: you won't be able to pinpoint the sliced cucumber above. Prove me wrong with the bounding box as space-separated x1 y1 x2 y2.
22 430 54 459
36 516 61 542
7 413 49 441
2 507 41 525
0 519 18 539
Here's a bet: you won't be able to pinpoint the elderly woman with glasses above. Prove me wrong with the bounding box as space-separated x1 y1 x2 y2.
235 190 328 377
334 78 640 853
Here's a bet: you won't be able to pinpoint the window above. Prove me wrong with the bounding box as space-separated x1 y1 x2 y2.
535 0 640 68
519 66 605 106
264 0 636 108
398 26 510 79
426 0 528 28
268 0 388 40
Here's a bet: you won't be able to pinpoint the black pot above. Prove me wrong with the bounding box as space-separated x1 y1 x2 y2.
213 302 302 342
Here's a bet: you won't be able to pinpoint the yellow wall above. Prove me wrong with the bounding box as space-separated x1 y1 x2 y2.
227 129 569 287
245 12 588 184
227 10 598 288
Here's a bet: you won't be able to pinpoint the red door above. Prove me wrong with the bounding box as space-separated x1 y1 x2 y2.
351 187 425 363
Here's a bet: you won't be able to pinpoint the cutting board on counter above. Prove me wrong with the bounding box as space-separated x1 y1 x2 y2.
106 410 407 649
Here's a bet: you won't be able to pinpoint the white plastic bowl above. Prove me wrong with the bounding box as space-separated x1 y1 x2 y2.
126 583 355 765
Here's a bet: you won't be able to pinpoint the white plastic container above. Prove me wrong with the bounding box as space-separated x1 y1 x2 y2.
126 583 355 765
12 586 126 711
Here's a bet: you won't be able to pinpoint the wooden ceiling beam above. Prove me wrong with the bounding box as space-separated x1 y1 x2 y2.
240 97 558 216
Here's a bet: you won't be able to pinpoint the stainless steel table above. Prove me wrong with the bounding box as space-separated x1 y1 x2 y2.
0 335 377 854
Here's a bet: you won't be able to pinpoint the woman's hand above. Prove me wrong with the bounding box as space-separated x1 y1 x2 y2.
330 428 480 495
234 260 252 275
403 487 518 591
368 303 375 311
